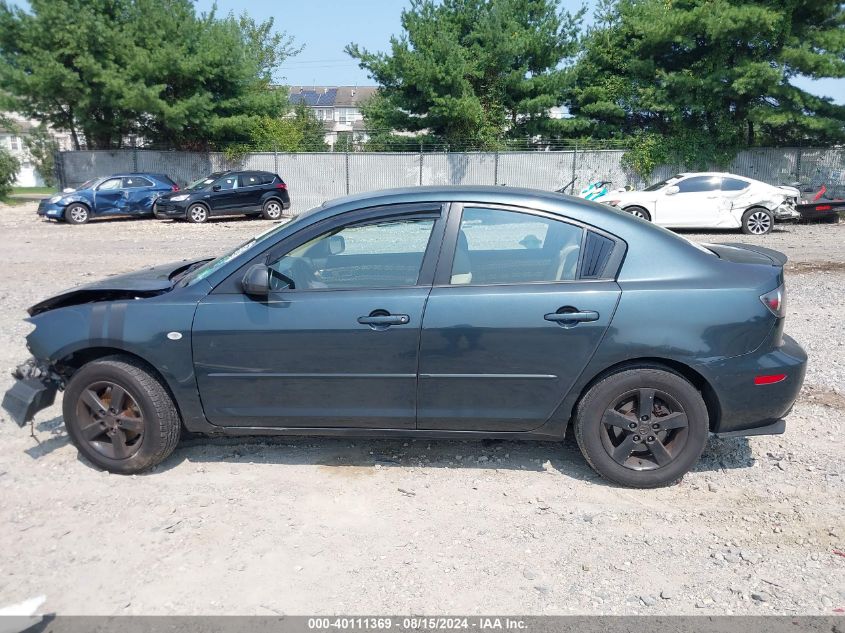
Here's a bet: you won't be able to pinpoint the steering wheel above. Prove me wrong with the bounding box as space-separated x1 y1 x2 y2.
272 256 320 289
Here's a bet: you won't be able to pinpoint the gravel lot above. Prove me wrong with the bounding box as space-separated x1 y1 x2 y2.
0 202 843 616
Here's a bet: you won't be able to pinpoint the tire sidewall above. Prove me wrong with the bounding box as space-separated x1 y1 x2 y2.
262 199 283 220
741 208 773 235
64 204 89 225
187 204 208 223
576 368 709 488
63 362 166 474
625 206 651 222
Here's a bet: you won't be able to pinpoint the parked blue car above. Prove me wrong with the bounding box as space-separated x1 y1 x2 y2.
37 173 179 224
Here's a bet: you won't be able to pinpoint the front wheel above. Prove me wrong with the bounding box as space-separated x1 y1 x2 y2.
741 208 773 235
64 203 90 225
63 356 181 474
574 367 709 488
186 204 208 224
262 199 284 220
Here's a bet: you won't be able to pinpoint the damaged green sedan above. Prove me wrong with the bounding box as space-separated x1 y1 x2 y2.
3 186 807 487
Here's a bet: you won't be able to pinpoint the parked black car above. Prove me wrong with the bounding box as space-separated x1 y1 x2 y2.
154 171 290 223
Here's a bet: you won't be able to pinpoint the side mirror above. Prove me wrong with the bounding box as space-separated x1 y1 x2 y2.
241 264 270 297
212 184 222 192
328 235 346 255
664 185 680 195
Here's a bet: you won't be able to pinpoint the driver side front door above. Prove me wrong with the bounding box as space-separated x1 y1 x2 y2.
657 175 723 228
191 205 445 429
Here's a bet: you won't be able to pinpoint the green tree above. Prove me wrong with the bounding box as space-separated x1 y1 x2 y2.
566 0 845 158
22 123 59 187
0 0 299 149
346 0 582 148
0 148 20 199
242 102 328 152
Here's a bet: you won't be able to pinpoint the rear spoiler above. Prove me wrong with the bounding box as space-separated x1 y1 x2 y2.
704 243 788 267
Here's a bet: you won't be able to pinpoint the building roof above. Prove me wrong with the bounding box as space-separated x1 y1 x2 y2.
287 86 378 108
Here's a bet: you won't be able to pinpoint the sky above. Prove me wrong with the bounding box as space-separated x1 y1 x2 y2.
198 0 845 104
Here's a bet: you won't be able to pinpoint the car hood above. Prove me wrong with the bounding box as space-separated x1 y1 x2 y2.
28 259 203 316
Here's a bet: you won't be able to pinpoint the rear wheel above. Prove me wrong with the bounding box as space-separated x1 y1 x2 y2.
186 204 208 224
262 199 284 220
741 208 773 235
63 356 181 474
625 206 651 221
574 367 709 488
64 203 90 225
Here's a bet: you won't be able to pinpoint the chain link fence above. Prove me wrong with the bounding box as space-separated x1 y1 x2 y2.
56 147 845 216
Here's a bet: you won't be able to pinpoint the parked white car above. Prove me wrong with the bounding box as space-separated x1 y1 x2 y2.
603 173 800 234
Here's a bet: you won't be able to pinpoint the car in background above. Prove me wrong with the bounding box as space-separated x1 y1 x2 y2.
794 184 844 223
37 173 179 224
153 170 290 223
603 173 800 235
4 186 806 488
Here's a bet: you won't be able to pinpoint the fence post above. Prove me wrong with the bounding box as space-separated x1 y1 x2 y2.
273 143 279 175
795 147 803 183
132 141 138 173
419 143 423 186
570 142 578 194
54 150 65 190
345 150 350 195
493 149 499 185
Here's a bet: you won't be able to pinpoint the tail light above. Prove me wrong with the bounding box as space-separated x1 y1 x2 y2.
171 184 180 191
815 204 831 211
760 284 786 318
275 182 287 190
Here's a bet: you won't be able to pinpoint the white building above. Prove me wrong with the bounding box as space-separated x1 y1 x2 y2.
287 85 378 149
0 114 72 186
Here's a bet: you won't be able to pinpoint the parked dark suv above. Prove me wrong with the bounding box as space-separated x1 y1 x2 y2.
154 171 290 223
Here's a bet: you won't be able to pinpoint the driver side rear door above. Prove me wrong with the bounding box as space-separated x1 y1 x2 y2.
191 204 446 429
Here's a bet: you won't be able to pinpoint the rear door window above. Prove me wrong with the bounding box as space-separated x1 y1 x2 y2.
450 207 584 285
721 177 750 191
122 176 153 188
239 173 261 188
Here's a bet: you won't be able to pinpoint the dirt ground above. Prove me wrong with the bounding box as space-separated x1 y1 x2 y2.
0 202 842 616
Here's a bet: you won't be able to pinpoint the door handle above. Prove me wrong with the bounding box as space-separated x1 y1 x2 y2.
357 314 410 326
544 310 599 324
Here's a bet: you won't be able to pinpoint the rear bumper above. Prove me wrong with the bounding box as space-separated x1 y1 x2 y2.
700 334 807 435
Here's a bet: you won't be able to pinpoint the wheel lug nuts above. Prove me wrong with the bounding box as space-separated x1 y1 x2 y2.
652 423 660 430
641 415 649 421
632 435 641 442
628 422 637 429
647 436 655 442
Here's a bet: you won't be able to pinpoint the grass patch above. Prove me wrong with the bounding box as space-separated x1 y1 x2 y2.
12 186 56 195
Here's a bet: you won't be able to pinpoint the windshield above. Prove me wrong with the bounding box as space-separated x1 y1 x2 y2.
76 178 99 191
644 175 682 192
187 172 225 191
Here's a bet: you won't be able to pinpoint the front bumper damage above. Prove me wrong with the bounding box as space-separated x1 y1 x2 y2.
1 359 62 427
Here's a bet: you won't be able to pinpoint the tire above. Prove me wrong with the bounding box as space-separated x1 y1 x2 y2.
741 207 773 235
261 199 284 220
574 367 709 488
63 355 181 474
821 214 840 224
625 206 651 222
186 203 209 224
64 203 90 225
